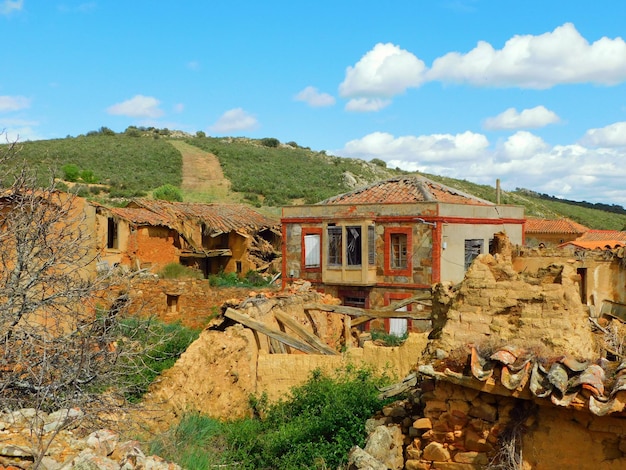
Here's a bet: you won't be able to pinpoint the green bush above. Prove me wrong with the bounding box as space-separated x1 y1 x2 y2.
150 365 392 469
158 263 204 280
208 270 270 288
370 158 387 168
195 130 206 138
260 137 280 148
371 330 408 346
61 163 80 182
80 169 97 183
153 184 183 202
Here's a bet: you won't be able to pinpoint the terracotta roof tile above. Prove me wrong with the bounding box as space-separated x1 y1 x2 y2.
109 200 278 233
318 175 493 206
525 218 588 234
420 345 626 416
578 229 626 242
559 240 626 250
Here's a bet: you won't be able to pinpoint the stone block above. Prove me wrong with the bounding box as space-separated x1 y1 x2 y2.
422 442 451 462
405 460 431 470
468 402 497 422
453 451 489 465
414 418 433 430
464 429 494 453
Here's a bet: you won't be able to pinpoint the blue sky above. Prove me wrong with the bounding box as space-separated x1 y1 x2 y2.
2 1 626 206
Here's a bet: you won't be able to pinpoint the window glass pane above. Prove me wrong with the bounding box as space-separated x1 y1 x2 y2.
390 233 408 269
327 226 342 266
304 234 320 267
464 239 484 270
346 226 362 266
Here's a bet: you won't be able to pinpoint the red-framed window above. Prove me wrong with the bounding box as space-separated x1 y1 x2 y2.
384 227 412 276
301 227 322 272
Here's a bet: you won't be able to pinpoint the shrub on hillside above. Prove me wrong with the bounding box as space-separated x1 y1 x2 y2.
61 163 80 182
153 184 183 202
260 137 280 148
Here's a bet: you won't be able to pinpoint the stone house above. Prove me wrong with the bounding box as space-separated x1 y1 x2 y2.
93 199 280 278
281 175 525 335
524 217 588 246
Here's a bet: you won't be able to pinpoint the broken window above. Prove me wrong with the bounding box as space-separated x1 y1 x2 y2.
107 217 118 249
304 233 321 268
346 226 362 266
327 226 342 266
464 239 484 270
390 233 408 269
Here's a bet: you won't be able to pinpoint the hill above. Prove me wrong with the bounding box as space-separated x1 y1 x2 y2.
3 130 626 230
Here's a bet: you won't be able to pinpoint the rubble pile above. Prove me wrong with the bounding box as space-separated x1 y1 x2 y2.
0 409 179 470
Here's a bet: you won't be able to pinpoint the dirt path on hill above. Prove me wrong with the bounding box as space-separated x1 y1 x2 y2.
169 140 233 199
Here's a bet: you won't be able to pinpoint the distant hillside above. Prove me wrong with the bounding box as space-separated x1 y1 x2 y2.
3 130 626 230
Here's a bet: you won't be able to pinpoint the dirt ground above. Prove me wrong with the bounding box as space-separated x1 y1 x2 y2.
169 140 237 202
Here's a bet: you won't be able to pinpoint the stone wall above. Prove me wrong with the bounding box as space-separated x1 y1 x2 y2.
351 379 626 470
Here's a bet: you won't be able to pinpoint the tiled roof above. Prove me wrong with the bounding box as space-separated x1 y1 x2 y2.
559 240 626 250
131 200 278 233
318 175 494 206
525 218 588 234
578 230 626 242
105 199 277 233
420 345 626 416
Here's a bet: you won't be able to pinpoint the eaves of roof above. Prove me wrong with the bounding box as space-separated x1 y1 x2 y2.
420 345 626 416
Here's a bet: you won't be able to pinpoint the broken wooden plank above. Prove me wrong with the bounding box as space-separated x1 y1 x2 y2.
273 310 338 355
224 308 319 354
381 292 433 311
303 303 431 320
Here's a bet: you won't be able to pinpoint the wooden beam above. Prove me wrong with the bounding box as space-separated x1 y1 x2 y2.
303 303 431 320
273 310 338 355
224 308 319 354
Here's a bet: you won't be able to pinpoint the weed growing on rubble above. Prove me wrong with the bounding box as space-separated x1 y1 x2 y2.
150 365 393 470
118 318 200 402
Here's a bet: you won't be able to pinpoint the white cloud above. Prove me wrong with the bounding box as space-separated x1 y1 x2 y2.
107 95 164 118
580 122 626 147
337 128 626 206
0 95 30 112
173 103 184 114
427 23 626 88
345 98 391 112
0 0 23 15
294 86 335 107
0 118 42 142
339 43 427 100
210 108 258 133
484 106 560 130
340 130 489 164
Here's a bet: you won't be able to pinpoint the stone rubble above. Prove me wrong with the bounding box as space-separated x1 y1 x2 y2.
0 409 180 470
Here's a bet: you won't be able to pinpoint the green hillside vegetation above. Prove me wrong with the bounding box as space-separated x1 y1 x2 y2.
185 136 399 206
6 131 181 198
5 130 626 230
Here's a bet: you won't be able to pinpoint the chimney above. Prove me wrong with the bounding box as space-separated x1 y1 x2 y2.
496 179 501 205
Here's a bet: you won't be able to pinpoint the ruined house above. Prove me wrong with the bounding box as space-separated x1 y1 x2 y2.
524 217 589 246
281 175 524 335
93 199 281 277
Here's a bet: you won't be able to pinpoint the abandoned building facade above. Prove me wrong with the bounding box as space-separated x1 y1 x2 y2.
281 175 525 334
93 199 281 278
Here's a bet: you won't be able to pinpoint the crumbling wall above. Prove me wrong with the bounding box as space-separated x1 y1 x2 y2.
430 251 597 360
357 380 626 470
145 287 430 420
